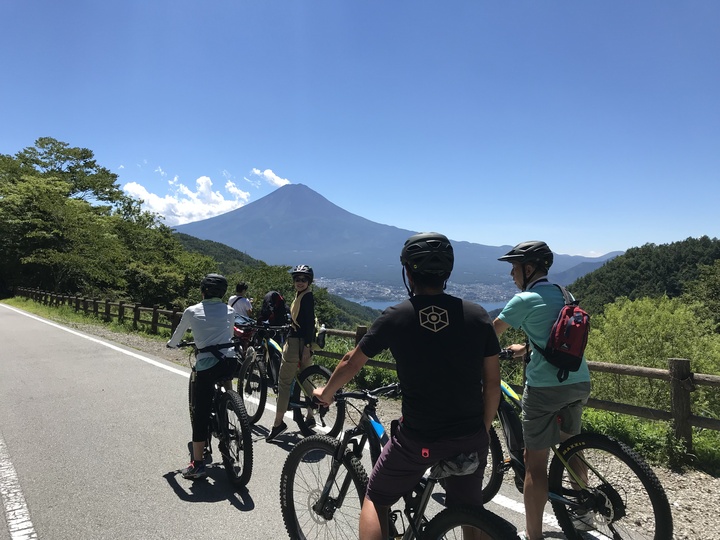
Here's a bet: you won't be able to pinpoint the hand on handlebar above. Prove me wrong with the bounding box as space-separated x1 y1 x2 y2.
312 387 333 407
499 348 514 359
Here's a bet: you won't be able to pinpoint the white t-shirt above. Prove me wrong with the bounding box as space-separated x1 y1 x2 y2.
228 295 252 318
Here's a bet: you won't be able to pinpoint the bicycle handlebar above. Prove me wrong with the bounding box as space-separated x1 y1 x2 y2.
333 382 401 403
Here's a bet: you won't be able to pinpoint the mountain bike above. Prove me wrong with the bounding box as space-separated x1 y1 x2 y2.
179 340 254 487
279 383 518 540
480 349 674 539
236 319 345 437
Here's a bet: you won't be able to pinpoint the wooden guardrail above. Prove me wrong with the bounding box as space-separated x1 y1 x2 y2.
14 287 720 452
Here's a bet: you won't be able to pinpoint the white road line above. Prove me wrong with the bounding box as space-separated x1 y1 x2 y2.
0 304 188 377
0 434 38 540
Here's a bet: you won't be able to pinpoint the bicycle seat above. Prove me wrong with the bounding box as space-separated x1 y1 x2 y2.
429 452 480 479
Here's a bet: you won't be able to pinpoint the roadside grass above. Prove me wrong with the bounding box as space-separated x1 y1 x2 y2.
582 408 720 476
6 295 719 475
1 297 172 342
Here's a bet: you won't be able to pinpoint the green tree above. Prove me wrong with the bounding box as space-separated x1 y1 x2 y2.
572 236 720 315
683 260 720 333
586 296 720 418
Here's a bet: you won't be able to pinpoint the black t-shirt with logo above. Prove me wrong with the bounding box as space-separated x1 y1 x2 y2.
359 293 500 440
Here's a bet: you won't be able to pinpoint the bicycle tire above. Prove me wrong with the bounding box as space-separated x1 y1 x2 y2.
482 426 505 503
280 435 368 540
548 432 673 540
218 390 254 487
421 506 518 540
291 364 346 438
237 348 267 424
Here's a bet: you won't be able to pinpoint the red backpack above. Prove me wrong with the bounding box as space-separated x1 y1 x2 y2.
530 285 590 383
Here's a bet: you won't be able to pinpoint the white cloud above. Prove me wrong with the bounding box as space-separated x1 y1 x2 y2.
245 168 291 188
122 166 291 227
123 174 251 227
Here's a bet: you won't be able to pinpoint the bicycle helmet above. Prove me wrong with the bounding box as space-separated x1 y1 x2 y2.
290 264 314 284
400 232 454 277
201 273 228 298
498 241 554 271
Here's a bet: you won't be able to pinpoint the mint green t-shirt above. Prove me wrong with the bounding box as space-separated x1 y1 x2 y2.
498 281 591 387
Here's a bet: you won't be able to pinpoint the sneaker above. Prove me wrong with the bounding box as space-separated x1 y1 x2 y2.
266 421 287 442
181 461 207 480
305 416 316 429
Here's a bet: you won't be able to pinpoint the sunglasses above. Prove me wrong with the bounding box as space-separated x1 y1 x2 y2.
294 277 309 283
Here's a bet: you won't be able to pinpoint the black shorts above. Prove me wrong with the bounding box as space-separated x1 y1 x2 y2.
365 424 489 507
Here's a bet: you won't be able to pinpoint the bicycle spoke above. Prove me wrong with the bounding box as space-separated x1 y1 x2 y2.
550 435 672 540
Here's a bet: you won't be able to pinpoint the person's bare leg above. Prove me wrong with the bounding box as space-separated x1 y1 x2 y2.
524 447 550 540
359 497 388 540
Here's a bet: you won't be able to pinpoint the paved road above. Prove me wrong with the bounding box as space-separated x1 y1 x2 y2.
0 304 565 539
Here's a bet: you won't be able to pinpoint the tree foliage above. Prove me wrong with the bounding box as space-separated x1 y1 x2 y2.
586 296 720 419
0 138 213 304
570 236 720 316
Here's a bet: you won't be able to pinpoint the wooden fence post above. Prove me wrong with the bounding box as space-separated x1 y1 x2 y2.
133 304 141 330
171 308 181 335
104 299 111 322
151 305 160 334
669 358 693 453
354 325 368 345
118 301 125 324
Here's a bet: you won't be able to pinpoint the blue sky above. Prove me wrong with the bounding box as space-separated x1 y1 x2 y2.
2 1 718 257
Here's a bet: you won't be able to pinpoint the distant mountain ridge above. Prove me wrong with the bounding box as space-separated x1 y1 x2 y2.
174 184 620 292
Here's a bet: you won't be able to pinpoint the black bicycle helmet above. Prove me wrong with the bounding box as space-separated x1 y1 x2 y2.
498 241 554 270
201 273 228 298
290 264 314 283
400 232 454 277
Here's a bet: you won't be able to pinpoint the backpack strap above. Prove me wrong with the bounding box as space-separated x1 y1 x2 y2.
197 342 237 362
230 296 241 308
528 284 573 383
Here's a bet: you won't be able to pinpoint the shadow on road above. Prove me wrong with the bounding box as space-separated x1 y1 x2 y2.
163 466 255 511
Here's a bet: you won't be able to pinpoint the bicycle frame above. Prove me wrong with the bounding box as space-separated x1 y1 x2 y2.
496 378 602 510
315 386 445 540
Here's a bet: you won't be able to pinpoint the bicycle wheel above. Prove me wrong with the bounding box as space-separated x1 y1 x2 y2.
291 364 346 438
422 506 518 539
548 432 673 540
482 426 505 503
280 435 368 540
217 390 254 487
237 347 267 424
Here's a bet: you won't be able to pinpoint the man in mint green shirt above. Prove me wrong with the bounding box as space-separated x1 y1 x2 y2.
493 241 591 540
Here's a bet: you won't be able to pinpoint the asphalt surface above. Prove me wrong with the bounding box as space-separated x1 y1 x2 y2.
0 304 550 540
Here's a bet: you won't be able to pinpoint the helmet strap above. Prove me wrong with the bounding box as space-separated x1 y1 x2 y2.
402 266 415 298
521 263 541 291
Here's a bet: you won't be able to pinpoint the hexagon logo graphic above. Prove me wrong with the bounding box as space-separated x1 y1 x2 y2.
418 305 449 332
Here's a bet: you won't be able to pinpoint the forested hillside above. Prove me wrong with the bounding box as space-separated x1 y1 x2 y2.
0 138 378 328
570 236 720 317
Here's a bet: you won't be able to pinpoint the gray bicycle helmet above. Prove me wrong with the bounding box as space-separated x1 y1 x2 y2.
498 241 554 270
400 232 454 277
290 264 314 283
201 273 228 298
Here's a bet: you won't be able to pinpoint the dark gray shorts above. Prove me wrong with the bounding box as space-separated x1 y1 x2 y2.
365 425 489 508
521 382 591 450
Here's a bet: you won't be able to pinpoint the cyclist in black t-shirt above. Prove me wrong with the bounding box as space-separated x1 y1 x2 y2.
314 232 501 540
